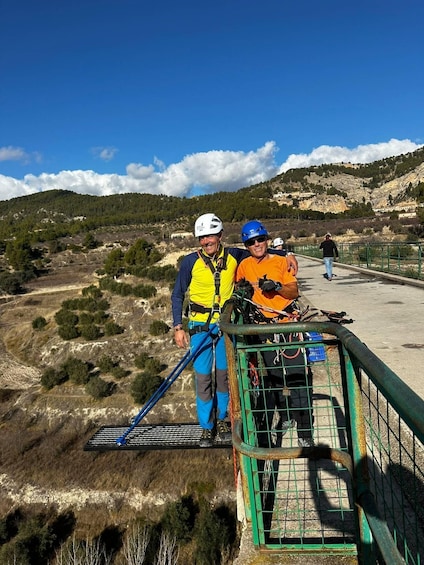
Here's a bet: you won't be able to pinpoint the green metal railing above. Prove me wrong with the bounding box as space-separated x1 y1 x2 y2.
295 242 423 281
220 304 424 564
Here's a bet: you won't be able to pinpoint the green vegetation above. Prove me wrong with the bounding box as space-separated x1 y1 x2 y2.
131 372 163 404
32 316 47 330
98 275 157 298
149 320 170 336
96 355 116 373
53 285 124 341
62 357 91 385
0 509 70 562
40 356 91 389
1 148 423 562
41 367 67 390
0 498 238 564
85 376 113 399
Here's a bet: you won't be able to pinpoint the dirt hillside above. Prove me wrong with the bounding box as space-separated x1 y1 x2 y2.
0 241 236 538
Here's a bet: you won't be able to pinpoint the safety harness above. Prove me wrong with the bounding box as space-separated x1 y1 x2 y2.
230 280 352 394
188 247 229 335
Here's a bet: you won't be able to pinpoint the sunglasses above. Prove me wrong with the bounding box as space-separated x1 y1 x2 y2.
245 235 267 246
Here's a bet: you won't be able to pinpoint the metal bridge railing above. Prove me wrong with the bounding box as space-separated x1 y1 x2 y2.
296 241 423 281
220 304 424 564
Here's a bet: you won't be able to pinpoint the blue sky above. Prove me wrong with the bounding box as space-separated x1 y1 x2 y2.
0 0 423 201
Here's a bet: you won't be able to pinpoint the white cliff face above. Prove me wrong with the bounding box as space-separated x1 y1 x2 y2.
298 194 349 214
271 160 424 214
371 162 424 210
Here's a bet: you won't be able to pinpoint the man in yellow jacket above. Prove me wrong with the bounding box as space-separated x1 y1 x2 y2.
171 213 247 447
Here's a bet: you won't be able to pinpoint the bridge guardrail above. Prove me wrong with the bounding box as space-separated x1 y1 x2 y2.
296 242 423 281
220 303 424 564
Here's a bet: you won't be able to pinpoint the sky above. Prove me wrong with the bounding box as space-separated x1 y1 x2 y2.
0 0 423 202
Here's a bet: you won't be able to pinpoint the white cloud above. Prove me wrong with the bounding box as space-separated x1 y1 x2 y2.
0 138 422 202
278 138 423 173
0 146 27 162
91 146 118 161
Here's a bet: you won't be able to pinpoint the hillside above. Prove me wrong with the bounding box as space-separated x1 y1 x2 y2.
0 148 423 242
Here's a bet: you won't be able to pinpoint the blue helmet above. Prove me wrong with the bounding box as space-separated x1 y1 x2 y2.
241 220 269 243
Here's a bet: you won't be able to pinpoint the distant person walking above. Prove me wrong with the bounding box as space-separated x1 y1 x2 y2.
319 233 338 281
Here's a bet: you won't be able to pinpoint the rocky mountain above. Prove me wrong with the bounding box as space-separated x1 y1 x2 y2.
261 147 424 215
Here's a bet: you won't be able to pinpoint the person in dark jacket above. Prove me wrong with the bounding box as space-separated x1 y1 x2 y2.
319 233 338 281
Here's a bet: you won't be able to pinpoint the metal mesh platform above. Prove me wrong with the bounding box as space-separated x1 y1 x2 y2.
84 422 233 451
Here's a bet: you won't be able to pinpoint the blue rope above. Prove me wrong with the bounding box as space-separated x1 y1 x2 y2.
116 327 215 445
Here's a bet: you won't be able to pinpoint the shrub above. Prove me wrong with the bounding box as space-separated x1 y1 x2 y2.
144 357 162 374
0 272 23 295
133 284 157 298
93 310 109 324
81 284 102 299
55 309 78 326
62 357 90 385
85 376 113 399
149 320 169 336
96 298 110 311
0 509 22 545
136 354 164 375
97 355 116 373
104 321 124 336
82 234 100 250
79 324 101 341
58 324 80 340
103 248 125 277
0 515 56 565
193 500 234 565
111 366 129 379
131 372 163 404
32 316 47 330
61 298 81 310
161 495 196 542
79 297 100 312
78 312 94 325
145 265 178 283
389 245 413 259
134 352 150 369
41 367 68 390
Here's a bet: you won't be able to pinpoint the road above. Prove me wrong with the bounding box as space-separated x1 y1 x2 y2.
297 256 424 400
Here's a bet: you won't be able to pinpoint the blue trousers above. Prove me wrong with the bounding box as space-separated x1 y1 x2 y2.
189 323 229 430
323 257 334 279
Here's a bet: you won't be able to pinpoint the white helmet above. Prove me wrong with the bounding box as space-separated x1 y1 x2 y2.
273 237 284 247
194 213 223 237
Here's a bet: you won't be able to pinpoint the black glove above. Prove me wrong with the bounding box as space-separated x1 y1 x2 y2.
258 275 282 293
234 278 254 300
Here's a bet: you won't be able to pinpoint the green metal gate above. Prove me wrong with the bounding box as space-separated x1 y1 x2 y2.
220 303 424 564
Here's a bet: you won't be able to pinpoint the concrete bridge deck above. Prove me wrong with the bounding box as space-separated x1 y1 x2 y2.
297 256 424 400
